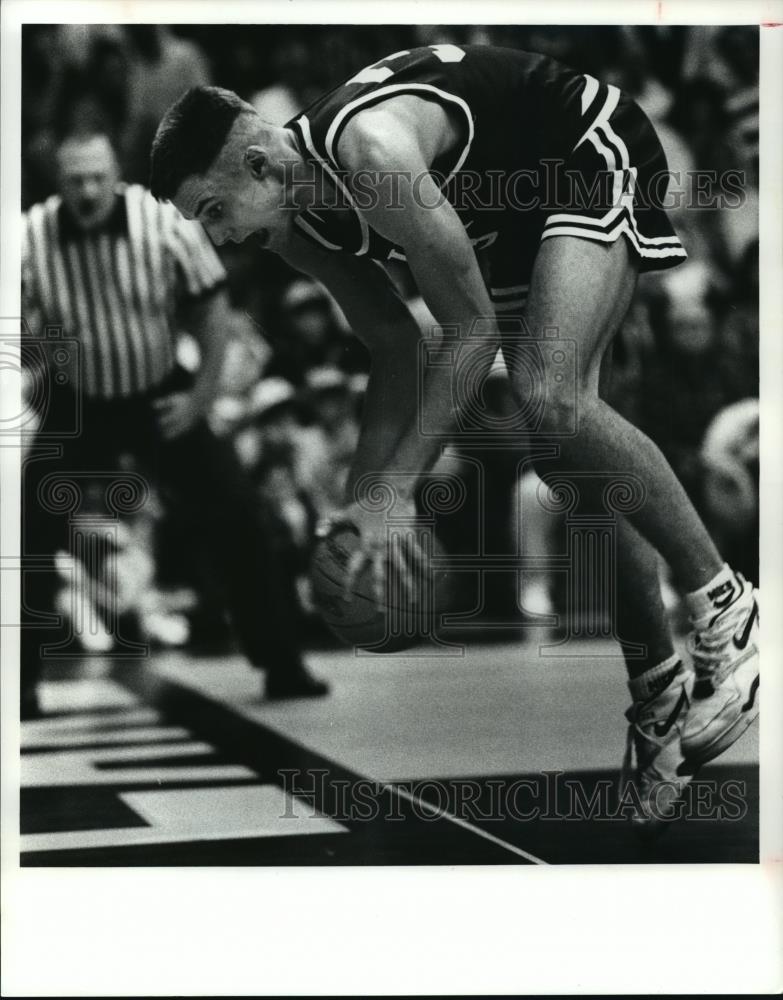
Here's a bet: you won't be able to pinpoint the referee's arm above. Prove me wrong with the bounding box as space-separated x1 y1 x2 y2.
155 205 234 440
180 286 234 414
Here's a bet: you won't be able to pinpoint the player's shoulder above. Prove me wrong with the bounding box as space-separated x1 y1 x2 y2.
337 103 404 165
338 96 441 174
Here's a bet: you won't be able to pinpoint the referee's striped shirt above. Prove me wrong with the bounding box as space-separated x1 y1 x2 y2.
21 183 227 399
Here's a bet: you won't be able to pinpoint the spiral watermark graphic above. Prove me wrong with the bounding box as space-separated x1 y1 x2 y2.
602 474 648 515
419 474 468 516
353 475 400 515
38 475 83 515
536 475 580 515
106 474 150 516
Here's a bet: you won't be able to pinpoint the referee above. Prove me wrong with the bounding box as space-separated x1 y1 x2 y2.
21 131 327 716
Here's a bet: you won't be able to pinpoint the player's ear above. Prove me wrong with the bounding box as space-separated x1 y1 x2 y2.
244 146 269 180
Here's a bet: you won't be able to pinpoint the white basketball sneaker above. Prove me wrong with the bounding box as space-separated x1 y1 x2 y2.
620 661 693 835
681 574 759 766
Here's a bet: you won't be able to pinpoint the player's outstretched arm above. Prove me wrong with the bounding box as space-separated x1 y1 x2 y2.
338 109 502 498
313 109 503 597
281 230 425 496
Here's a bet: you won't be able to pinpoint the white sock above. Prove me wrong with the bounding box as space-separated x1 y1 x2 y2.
628 653 682 703
684 563 741 626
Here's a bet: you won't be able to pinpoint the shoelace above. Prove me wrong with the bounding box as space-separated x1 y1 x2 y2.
620 720 637 792
620 703 658 793
686 596 751 684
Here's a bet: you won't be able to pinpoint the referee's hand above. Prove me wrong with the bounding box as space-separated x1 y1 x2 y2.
153 392 203 440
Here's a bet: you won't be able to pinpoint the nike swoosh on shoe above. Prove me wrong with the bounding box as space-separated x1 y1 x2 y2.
741 674 760 713
733 600 759 651
652 687 688 738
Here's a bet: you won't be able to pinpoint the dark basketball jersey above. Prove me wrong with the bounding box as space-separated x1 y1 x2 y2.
286 43 685 295
286 45 597 261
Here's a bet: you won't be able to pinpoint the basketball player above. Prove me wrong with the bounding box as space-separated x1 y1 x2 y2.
150 44 759 831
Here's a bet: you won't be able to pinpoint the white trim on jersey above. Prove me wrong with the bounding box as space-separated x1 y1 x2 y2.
490 284 529 315
580 75 600 116
544 87 687 261
546 202 626 230
575 84 621 152
294 215 343 251
323 82 475 189
493 298 528 312
297 115 370 256
541 216 687 258
490 284 530 297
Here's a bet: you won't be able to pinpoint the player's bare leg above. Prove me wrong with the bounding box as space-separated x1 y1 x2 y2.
517 235 723 588
512 234 758 821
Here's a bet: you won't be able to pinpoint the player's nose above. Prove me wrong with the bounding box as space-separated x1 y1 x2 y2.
210 227 232 246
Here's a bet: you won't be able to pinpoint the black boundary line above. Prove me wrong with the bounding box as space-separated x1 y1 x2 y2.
105 660 540 866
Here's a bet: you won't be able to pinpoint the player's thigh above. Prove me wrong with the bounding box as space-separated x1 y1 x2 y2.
519 234 638 396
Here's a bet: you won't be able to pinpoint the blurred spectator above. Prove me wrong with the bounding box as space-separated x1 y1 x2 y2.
235 376 300 471
720 240 759 384
296 366 360 517
699 398 759 582
636 256 757 508
240 378 320 614
53 484 190 653
22 26 68 205
250 36 320 125
267 278 368 383
122 26 212 183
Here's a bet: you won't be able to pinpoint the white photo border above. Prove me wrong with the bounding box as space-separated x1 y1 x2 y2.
2 1 781 995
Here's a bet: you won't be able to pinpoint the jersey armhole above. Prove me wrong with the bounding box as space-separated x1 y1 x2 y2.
327 85 475 187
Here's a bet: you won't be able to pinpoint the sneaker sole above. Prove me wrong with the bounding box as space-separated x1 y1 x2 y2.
682 691 759 766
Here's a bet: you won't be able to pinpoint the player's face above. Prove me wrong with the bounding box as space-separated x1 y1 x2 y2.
57 136 119 230
174 153 290 252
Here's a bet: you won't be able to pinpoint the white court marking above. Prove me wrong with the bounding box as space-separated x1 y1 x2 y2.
21 706 161 732
390 783 547 864
37 676 139 713
21 784 347 853
21 738 256 786
22 725 192 747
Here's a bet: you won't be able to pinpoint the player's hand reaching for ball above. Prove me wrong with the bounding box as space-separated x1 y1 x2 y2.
315 498 426 606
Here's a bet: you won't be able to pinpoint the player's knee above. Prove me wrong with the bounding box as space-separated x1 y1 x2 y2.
537 387 579 435
537 377 601 435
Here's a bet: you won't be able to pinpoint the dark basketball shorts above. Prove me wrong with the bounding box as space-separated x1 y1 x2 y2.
488 77 687 317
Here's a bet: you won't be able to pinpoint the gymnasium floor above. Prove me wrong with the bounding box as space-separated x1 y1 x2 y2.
20 636 758 866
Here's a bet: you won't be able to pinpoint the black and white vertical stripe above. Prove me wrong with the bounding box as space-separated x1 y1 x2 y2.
21 184 226 399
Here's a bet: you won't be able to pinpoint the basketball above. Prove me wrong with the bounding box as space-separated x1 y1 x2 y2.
310 524 456 651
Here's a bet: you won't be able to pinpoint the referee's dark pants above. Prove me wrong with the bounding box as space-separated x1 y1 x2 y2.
21 366 304 704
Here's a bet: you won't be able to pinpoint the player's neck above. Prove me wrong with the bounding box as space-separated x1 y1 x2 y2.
285 159 338 214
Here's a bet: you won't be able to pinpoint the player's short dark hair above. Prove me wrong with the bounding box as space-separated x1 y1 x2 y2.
150 86 250 201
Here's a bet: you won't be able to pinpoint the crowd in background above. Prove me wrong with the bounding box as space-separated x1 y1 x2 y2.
21 24 759 650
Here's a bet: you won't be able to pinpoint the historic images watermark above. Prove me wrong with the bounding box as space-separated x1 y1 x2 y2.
280 161 748 214
278 768 749 824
